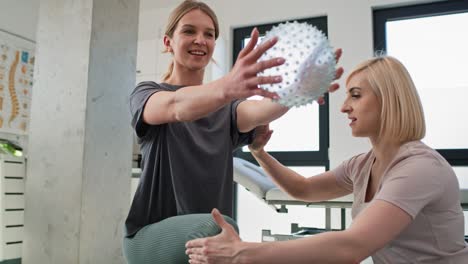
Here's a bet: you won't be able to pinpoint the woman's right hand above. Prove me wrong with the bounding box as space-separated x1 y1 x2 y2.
222 28 285 100
249 124 273 155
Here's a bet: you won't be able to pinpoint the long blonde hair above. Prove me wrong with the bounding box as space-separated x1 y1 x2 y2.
346 56 426 144
162 0 219 81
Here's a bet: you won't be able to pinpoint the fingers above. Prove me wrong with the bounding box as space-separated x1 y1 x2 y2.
334 48 343 63
186 247 205 255
317 97 325 105
213 209 241 238
255 125 271 138
328 83 340 93
247 75 282 87
251 57 285 74
244 36 279 63
251 88 279 100
186 237 206 248
211 209 237 235
187 250 207 263
185 238 209 263
265 130 273 142
324 50 342 99
211 208 228 229
188 253 206 263
237 28 259 59
334 67 344 80
242 57 284 97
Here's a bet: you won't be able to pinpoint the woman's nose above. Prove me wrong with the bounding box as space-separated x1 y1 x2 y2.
341 101 351 113
193 34 206 45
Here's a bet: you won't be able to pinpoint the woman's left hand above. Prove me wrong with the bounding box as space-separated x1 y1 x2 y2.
248 124 273 155
186 209 242 264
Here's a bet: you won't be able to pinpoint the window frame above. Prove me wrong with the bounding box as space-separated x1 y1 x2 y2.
373 0 468 166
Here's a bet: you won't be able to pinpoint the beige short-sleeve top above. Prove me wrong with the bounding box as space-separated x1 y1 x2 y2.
333 141 468 263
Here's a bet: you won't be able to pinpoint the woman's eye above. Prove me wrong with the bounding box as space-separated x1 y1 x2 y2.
205 32 214 38
351 94 360 98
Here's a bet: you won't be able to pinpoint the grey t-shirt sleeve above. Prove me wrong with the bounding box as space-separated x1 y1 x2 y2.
129 81 163 139
374 158 446 219
230 100 255 149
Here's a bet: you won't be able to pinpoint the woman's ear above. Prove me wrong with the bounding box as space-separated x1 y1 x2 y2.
163 35 173 53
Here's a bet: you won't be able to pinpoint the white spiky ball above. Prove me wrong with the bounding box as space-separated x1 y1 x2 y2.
258 21 336 108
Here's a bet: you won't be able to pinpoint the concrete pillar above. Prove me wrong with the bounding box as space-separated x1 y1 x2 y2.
23 0 139 263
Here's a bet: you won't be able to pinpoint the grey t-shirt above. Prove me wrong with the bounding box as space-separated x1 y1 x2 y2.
125 81 254 237
334 141 468 263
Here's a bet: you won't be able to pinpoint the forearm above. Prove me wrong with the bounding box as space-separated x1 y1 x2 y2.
251 150 309 199
237 99 289 132
172 77 231 122
237 231 364 264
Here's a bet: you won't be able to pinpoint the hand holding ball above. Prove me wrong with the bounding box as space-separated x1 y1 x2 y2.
258 21 337 107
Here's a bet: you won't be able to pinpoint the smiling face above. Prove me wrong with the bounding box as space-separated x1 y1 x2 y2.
341 70 381 140
164 9 216 73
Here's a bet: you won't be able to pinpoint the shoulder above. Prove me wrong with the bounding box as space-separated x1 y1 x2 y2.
335 150 372 179
344 151 373 171
130 81 160 97
393 141 450 170
130 82 181 102
132 81 163 93
386 141 455 184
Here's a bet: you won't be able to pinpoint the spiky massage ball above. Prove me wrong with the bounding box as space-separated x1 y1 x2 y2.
258 21 336 108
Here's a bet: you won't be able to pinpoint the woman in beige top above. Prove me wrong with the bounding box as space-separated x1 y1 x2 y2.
185 56 468 263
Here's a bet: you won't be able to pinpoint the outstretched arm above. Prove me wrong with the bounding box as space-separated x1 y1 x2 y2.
249 125 350 201
186 200 412 264
143 28 284 125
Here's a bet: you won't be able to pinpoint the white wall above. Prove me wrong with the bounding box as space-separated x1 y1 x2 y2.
0 0 39 41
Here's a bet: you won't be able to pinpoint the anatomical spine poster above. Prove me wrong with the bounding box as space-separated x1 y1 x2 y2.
0 30 34 135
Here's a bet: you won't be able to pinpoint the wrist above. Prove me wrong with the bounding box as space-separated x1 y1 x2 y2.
235 241 253 264
250 148 266 157
217 75 234 102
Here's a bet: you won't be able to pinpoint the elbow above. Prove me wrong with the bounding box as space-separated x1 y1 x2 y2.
172 102 195 122
340 249 367 264
284 179 309 201
237 114 261 133
174 112 197 123
174 111 187 122
338 234 372 264
287 190 307 201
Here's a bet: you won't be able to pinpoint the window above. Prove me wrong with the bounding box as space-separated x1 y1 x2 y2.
374 0 468 237
232 17 331 241
373 0 468 166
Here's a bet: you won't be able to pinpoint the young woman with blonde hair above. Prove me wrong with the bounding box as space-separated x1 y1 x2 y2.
123 0 342 263
186 56 468 264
